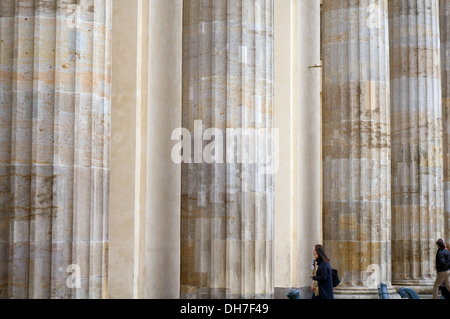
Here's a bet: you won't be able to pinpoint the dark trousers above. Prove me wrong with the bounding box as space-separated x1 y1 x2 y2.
441 285 450 300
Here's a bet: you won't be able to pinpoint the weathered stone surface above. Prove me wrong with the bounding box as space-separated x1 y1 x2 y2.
0 0 111 299
389 0 444 291
322 0 393 297
181 0 274 299
442 0 450 244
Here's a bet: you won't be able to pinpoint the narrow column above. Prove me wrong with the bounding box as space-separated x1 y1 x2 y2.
441 0 450 243
109 0 144 299
273 0 322 299
0 0 111 299
389 0 445 292
109 0 182 299
144 0 183 299
181 0 275 299
322 0 394 298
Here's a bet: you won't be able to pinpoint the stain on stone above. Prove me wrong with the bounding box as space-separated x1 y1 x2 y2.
322 0 392 290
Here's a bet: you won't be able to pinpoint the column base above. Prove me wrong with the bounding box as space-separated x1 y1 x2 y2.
181 287 230 299
180 286 274 299
392 280 435 295
334 286 401 299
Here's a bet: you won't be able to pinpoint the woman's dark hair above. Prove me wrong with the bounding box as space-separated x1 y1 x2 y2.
436 238 446 249
315 244 330 263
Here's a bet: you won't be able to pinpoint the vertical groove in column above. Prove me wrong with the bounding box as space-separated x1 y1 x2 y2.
72 0 89 299
180 0 190 296
10 0 35 299
0 0 14 299
442 0 450 243
181 0 274 299
264 0 274 296
389 0 444 290
322 0 392 295
29 0 55 299
210 0 227 296
52 0 69 299
0 0 111 299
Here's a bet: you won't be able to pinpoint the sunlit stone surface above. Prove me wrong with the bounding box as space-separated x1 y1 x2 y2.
389 0 445 293
322 0 394 298
181 0 275 299
0 0 111 299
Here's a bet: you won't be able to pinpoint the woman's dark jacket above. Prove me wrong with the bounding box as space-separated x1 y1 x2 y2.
313 258 334 299
436 248 450 273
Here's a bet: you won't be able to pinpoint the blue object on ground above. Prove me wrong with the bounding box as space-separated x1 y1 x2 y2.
398 287 420 299
378 282 390 299
287 289 301 299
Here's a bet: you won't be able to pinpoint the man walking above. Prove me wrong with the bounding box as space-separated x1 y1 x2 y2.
433 239 450 299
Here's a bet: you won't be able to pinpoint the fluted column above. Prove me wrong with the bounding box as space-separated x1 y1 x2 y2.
389 0 444 292
0 0 111 299
322 0 394 298
181 0 274 299
442 0 450 243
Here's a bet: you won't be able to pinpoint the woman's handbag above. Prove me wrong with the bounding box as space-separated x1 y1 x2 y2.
331 268 341 287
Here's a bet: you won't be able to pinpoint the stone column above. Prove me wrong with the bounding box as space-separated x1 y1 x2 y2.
0 0 111 299
109 0 182 299
322 0 394 298
274 0 322 299
109 0 145 299
181 0 275 299
441 0 450 243
144 0 183 299
389 0 445 293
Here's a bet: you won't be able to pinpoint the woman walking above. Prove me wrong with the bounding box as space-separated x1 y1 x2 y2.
433 238 450 299
311 245 334 299
440 241 450 299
